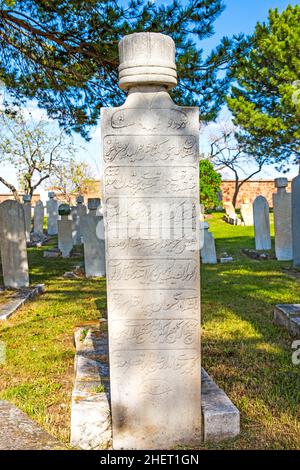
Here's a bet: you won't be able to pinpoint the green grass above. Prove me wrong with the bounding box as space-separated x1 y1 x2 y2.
200 213 300 449
0 238 106 444
0 215 299 449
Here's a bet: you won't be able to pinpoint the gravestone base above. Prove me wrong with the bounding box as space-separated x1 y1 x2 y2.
223 215 242 226
274 304 300 336
70 326 240 450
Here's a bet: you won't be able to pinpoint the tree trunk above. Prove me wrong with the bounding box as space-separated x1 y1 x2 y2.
232 176 240 208
0 176 20 202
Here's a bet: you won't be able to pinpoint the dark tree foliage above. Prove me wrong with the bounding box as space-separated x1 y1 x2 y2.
0 0 245 137
227 5 300 168
199 158 221 209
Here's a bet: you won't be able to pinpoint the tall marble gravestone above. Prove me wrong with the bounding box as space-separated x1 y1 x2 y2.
102 33 201 449
72 196 87 245
273 178 292 261
292 172 300 267
33 200 44 236
58 204 73 258
46 192 58 236
0 200 29 288
82 198 106 277
22 195 32 242
253 196 271 250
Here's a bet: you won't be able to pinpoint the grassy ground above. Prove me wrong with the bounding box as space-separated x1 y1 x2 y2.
200 213 300 450
0 213 299 449
0 239 106 444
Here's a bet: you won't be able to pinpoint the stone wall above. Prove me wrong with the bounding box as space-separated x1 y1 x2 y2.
221 180 292 208
0 194 41 204
0 179 292 209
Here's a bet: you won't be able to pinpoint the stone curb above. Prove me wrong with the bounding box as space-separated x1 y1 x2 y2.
0 284 45 321
70 327 240 450
0 400 64 450
274 304 300 337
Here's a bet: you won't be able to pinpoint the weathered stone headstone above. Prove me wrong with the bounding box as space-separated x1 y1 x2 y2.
253 196 271 250
273 178 292 261
82 199 105 278
58 204 73 258
201 222 217 264
71 196 87 245
102 32 201 449
240 198 253 226
33 200 44 236
0 200 29 288
292 172 300 267
22 195 32 242
46 192 58 236
87 198 100 213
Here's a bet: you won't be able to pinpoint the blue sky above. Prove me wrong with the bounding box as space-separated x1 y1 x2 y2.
200 0 299 54
0 0 298 194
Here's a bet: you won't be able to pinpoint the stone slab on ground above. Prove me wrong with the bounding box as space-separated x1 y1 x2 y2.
43 249 61 258
219 253 234 263
70 326 111 450
201 369 240 442
0 284 45 321
242 249 274 261
70 326 240 450
274 304 300 336
282 268 300 282
0 400 64 450
223 215 242 226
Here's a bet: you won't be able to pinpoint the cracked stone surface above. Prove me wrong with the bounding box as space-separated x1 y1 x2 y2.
0 400 64 450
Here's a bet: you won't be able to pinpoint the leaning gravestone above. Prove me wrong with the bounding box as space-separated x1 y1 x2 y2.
253 196 271 250
201 222 217 264
240 198 253 226
223 202 241 225
22 195 32 242
33 200 44 236
273 178 292 261
102 32 201 449
58 204 73 258
292 172 300 267
46 192 58 236
82 198 105 278
0 200 29 288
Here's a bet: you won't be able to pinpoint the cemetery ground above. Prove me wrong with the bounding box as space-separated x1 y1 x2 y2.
0 213 299 450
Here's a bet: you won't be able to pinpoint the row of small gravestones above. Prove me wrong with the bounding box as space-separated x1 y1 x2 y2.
0 193 106 290
222 176 300 267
